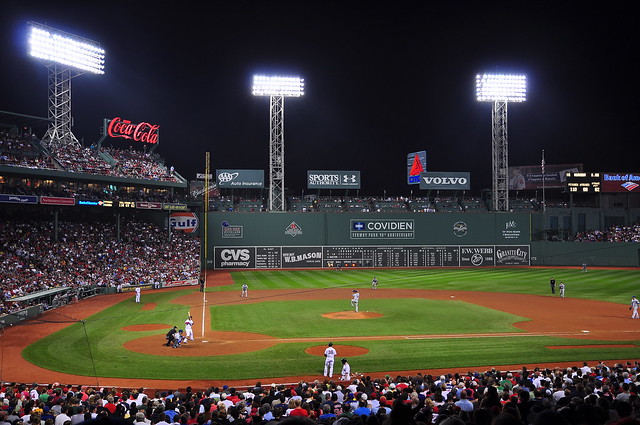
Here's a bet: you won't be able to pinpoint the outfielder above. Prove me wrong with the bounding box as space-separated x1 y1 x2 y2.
241 283 248 298
184 315 195 341
324 342 337 377
631 296 639 319
341 358 351 381
351 290 360 313
371 277 378 290
135 286 141 303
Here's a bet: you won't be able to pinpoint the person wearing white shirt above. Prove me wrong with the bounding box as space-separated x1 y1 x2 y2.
324 342 337 378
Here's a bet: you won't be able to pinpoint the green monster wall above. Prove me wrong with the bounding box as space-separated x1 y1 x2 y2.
202 212 638 268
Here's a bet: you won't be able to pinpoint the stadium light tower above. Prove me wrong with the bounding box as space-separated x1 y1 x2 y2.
252 75 304 211
27 21 106 148
476 73 527 212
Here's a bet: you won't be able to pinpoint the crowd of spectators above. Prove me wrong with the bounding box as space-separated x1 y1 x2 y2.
1 361 639 425
0 131 55 170
0 219 199 314
0 131 179 183
574 225 640 242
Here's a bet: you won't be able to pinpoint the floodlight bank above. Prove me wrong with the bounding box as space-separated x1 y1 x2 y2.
476 73 526 102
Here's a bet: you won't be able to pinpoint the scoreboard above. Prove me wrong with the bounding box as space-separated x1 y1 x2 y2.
213 245 530 269
566 172 600 193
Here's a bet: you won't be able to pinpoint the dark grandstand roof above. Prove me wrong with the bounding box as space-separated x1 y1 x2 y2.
0 110 51 129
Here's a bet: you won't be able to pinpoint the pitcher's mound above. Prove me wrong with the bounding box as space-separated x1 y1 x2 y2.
322 311 383 320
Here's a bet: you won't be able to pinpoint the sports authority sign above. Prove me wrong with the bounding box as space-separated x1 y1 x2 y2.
419 172 470 190
307 171 361 189
106 117 160 144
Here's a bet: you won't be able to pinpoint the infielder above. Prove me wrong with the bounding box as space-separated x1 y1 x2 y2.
351 290 360 313
135 286 141 303
631 296 640 319
324 342 337 377
241 283 248 298
341 358 351 381
371 277 378 290
184 315 195 341
559 282 565 298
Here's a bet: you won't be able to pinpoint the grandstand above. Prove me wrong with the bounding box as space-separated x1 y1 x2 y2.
2 101 640 425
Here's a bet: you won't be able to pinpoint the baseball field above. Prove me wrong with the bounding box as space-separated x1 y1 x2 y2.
3 266 640 388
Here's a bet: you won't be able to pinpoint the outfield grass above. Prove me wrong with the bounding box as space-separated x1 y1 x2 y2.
22 267 640 381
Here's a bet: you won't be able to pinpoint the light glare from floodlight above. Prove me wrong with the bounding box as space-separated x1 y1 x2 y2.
252 75 304 97
476 73 526 102
28 22 105 74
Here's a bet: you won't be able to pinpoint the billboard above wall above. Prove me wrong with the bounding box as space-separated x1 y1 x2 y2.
407 151 427 185
216 169 264 188
419 172 470 190
307 170 361 189
508 163 583 190
600 172 640 193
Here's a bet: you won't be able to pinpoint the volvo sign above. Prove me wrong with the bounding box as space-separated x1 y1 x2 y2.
419 172 470 190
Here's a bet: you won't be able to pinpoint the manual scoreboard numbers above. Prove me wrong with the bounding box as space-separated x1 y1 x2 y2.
566 172 600 193
214 245 530 269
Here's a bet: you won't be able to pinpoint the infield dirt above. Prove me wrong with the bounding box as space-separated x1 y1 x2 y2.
1 270 638 390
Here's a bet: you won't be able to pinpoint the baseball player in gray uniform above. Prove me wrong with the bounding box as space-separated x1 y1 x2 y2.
324 342 337 377
351 290 360 312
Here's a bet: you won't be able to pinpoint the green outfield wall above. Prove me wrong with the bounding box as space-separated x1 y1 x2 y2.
204 212 639 268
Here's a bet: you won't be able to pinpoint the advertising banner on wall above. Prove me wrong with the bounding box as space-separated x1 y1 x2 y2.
419 172 470 190
508 163 582 190
216 169 265 188
213 244 530 269
600 172 640 193
307 171 361 189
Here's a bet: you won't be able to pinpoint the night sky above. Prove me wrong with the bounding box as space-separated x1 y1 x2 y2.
1 2 638 196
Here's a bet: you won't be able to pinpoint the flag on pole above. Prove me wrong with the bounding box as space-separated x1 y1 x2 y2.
541 150 545 174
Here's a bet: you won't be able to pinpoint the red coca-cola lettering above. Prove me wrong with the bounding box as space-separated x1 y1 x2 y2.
107 117 160 144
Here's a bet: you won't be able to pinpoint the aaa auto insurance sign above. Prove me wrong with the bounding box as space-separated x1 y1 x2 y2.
169 212 198 233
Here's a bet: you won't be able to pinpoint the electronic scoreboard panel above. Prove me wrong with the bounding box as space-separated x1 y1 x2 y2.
565 172 600 193
213 245 530 269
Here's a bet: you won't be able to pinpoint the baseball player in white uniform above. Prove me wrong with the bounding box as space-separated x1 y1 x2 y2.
241 283 248 298
559 282 565 298
184 315 195 341
371 277 378 290
324 342 337 377
341 358 351 381
631 296 639 319
351 290 360 312
135 287 141 303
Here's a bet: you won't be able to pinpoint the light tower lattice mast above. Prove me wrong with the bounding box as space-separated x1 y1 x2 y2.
476 74 526 212
253 75 304 211
28 22 105 148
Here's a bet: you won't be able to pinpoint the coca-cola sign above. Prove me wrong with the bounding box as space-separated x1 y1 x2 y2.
107 117 160 144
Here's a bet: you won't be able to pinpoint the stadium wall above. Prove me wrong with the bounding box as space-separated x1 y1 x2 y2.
205 212 639 268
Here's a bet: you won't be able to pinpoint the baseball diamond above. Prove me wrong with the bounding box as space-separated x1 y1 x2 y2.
3 268 640 389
